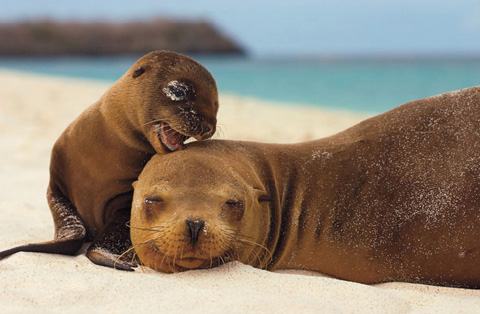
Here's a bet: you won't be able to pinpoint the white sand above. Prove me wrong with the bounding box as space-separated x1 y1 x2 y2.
0 70 479 313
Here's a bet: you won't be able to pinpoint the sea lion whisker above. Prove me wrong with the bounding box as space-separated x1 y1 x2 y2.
215 125 225 138
172 244 179 273
113 246 136 269
130 225 167 232
219 255 226 266
156 243 175 272
234 250 241 262
137 261 147 273
130 250 138 265
235 243 255 266
209 247 214 269
179 244 185 260
143 117 171 126
236 237 272 267
159 250 168 271
245 246 263 269
224 251 236 264
236 237 272 259
154 241 177 271
133 237 161 247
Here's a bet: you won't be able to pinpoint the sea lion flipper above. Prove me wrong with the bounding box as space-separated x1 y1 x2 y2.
86 210 138 271
86 249 137 271
0 224 86 259
0 187 87 260
0 236 85 259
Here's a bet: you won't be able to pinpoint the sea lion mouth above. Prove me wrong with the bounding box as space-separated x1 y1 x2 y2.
151 248 227 271
175 257 207 269
156 122 189 152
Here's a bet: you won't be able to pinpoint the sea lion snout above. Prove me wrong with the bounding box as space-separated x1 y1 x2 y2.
130 204 235 272
194 120 215 141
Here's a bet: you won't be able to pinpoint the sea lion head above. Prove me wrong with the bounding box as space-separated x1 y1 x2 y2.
124 50 219 153
131 146 271 272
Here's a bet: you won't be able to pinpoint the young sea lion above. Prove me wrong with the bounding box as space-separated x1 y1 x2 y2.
130 87 480 288
0 50 219 270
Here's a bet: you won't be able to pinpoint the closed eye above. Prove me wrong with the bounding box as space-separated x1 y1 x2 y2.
144 197 163 205
223 199 245 221
225 199 244 208
143 197 163 220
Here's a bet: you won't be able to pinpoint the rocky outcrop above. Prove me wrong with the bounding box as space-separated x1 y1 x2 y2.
0 19 245 56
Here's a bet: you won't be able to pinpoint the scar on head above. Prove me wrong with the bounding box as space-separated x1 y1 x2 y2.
162 80 195 101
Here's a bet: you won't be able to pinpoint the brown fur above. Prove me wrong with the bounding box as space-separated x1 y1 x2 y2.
50 50 218 236
0 51 218 268
131 87 480 288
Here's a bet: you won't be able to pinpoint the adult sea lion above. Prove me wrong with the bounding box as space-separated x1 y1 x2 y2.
0 50 219 270
131 87 480 288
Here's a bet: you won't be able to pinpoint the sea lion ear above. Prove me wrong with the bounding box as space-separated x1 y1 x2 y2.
132 181 138 189
132 66 146 78
253 188 271 202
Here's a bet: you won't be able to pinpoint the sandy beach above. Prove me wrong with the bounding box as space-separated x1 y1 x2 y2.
1 70 480 313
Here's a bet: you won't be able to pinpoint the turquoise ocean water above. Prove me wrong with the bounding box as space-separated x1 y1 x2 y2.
0 56 479 113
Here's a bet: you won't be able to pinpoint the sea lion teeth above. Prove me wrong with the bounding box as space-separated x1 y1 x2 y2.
131 86 480 288
157 122 188 152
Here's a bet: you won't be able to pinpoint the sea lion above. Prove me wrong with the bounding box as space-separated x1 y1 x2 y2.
0 50 219 270
131 87 480 288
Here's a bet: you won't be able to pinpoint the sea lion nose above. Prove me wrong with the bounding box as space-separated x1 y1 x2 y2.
185 219 205 246
197 122 215 140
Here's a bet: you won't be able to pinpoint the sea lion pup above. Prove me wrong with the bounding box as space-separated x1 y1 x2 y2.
131 87 480 288
0 50 219 270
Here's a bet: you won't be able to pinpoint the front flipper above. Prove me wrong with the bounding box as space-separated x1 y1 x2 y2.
0 185 87 259
86 210 138 271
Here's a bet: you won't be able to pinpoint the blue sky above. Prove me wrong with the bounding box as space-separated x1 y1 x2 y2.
2 0 480 56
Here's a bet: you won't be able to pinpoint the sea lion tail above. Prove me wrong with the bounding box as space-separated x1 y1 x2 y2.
0 237 85 260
